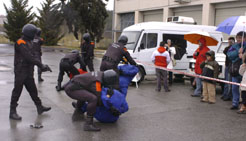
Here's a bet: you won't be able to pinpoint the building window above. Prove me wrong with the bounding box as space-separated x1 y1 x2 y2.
120 13 135 30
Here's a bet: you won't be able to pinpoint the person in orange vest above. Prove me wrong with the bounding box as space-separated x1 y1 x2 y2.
151 41 171 92
80 33 95 72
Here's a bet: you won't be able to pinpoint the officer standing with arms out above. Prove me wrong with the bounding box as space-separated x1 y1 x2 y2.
80 33 95 72
10 24 52 120
33 28 44 82
64 69 118 131
56 50 86 91
100 35 137 73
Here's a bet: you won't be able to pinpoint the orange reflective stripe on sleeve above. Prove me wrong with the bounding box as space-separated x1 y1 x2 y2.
17 40 26 45
90 42 95 45
96 81 102 92
123 47 127 52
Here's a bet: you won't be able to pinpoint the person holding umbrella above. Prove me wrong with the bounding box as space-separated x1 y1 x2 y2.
227 31 246 110
191 38 210 97
184 31 218 97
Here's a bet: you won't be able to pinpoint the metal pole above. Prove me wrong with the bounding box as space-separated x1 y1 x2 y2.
112 0 115 42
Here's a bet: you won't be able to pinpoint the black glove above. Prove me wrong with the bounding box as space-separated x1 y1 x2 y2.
41 64 52 72
194 52 199 56
110 106 121 116
56 82 62 91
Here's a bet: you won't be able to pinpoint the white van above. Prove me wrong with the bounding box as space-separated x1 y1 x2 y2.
121 22 223 82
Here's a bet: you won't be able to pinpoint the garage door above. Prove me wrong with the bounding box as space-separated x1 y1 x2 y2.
143 10 163 22
173 6 202 25
215 2 246 26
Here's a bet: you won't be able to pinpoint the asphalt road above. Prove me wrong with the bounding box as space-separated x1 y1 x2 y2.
0 44 246 141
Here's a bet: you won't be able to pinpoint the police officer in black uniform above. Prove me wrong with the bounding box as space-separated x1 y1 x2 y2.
100 35 137 73
80 33 95 72
64 69 118 131
56 50 86 91
33 28 44 82
10 24 52 120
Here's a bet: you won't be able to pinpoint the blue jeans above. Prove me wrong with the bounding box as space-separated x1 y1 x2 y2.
231 76 241 107
194 77 202 96
223 67 232 98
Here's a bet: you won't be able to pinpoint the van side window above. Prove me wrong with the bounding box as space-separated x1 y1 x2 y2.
147 33 157 48
162 34 187 60
140 33 147 49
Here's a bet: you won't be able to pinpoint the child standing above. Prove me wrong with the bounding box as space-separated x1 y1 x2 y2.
200 51 219 104
238 54 246 114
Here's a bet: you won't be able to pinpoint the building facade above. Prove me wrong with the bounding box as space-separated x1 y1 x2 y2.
113 0 246 40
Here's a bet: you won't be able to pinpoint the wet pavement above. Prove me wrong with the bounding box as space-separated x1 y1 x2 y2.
0 44 246 141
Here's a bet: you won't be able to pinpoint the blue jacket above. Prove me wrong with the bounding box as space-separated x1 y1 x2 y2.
227 42 246 63
81 65 139 123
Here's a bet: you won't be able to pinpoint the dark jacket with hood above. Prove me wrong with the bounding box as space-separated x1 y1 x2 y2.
200 50 219 83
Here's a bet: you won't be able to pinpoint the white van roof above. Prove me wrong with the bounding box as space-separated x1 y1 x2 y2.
123 22 221 34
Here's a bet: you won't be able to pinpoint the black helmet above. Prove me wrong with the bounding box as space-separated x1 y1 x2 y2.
22 24 38 40
36 28 41 37
83 33 90 42
103 70 118 88
71 50 79 54
118 35 128 45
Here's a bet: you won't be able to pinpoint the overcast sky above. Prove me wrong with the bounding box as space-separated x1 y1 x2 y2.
0 0 114 16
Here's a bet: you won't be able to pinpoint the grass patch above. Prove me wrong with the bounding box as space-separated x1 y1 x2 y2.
0 35 11 44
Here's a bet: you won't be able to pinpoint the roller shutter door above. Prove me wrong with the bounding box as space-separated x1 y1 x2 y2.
143 10 163 22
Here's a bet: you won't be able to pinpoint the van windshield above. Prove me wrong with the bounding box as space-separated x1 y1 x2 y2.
121 31 141 50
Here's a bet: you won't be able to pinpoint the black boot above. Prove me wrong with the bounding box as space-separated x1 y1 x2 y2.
37 105 51 115
38 75 44 82
84 115 101 131
9 108 22 120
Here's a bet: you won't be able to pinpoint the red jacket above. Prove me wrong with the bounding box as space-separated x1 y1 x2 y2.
151 47 170 67
193 38 210 74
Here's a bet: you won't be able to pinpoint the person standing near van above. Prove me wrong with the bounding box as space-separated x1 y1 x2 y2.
151 41 171 92
227 31 246 110
200 51 219 104
191 38 210 97
221 37 235 101
166 39 176 85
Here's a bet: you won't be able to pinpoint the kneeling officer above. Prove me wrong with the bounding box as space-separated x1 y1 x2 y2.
10 24 52 120
64 70 118 131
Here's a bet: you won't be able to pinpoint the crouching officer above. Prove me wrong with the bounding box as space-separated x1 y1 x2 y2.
56 50 86 91
100 35 137 89
64 69 118 131
100 35 137 73
33 28 44 82
10 24 52 120
80 33 95 72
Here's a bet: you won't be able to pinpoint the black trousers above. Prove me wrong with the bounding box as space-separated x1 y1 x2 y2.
100 60 120 90
65 82 97 116
241 91 246 106
84 59 94 72
10 69 42 108
37 56 42 76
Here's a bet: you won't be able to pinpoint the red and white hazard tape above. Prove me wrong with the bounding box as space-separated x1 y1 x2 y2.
137 61 246 87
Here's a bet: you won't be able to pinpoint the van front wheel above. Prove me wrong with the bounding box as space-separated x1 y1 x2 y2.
133 67 145 83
